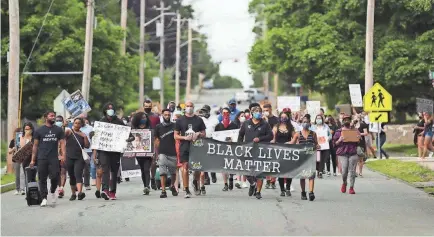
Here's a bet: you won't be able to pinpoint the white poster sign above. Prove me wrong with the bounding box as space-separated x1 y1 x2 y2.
306 101 321 119
349 84 363 107
212 129 240 142
369 123 379 133
124 129 153 156
277 96 301 111
91 121 132 152
316 127 330 150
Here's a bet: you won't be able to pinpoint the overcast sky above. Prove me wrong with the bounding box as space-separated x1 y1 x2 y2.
183 0 255 88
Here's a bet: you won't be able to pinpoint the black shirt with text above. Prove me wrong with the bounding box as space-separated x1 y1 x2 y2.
174 115 206 155
155 123 177 156
34 125 65 160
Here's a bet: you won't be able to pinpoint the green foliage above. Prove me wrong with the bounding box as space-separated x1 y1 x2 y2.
366 159 434 182
1 141 7 165
248 0 434 112
213 76 243 89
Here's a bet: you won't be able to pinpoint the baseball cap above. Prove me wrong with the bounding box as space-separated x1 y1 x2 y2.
228 99 236 105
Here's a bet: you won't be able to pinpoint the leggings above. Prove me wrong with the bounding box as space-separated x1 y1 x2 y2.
316 150 329 173
37 159 60 199
278 178 292 191
338 155 359 187
99 151 121 193
136 157 152 188
326 142 337 173
67 158 85 186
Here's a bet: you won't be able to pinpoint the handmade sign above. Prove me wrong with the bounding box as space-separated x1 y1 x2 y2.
62 90 92 118
212 129 240 142
91 121 131 152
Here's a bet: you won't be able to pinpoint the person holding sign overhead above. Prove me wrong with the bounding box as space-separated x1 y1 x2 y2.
332 114 360 195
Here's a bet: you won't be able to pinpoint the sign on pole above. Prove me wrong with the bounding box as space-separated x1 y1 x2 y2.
349 84 363 107
363 83 392 113
416 98 434 114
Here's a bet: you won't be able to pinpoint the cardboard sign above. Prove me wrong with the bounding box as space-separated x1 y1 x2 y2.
341 129 360 143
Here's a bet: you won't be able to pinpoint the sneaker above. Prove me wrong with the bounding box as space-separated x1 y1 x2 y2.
85 186 91 191
51 193 58 204
211 173 217 183
200 186 206 195
125 178 130 182
242 182 248 188
301 191 307 200
14 190 19 195
40 198 47 207
193 180 201 196
271 182 276 189
228 178 234 190
222 184 229 191
58 189 64 198
170 186 178 196
21 190 25 195
318 172 323 179
235 183 241 189
143 187 150 195
286 190 292 197
341 184 347 193
160 191 167 198
333 173 337 176
349 187 356 194
248 184 256 196
184 188 192 198
101 190 110 200
255 192 262 199
265 181 270 189
204 178 211 185
309 192 315 201
327 171 331 177
280 191 285 197
69 194 77 201
428 152 433 158
95 190 101 198
151 179 157 190
77 192 86 200
117 177 122 184
109 191 117 200
290 185 295 192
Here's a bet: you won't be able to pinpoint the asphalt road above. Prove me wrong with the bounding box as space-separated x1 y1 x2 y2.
2 169 434 236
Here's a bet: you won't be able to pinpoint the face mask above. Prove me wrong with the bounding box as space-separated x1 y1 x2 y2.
263 111 270 117
253 112 262 120
169 106 175 112
55 121 63 127
140 119 147 125
144 108 152 114
280 117 288 123
344 121 351 127
229 105 236 112
316 119 323 125
163 117 171 123
185 107 194 115
302 123 310 129
239 117 246 123
25 130 32 135
106 109 115 117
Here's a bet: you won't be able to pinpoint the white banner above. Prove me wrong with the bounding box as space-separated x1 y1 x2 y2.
277 96 301 111
306 101 321 119
349 84 363 107
212 129 240 142
91 121 131 152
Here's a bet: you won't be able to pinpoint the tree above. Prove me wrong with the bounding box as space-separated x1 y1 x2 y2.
213 76 243 89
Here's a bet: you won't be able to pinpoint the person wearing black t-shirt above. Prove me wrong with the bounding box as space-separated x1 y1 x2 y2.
262 103 279 189
174 101 206 198
30 111 66 207
215 107 239 191
155 109 179 198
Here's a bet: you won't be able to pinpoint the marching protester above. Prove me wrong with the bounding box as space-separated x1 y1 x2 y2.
218 99 240 122
271 110 295 197
8 127 25 195
89 131 104 199
238 105 273 199
30 111 66 207
174 101 206 198
324 116 338 176
355 115 369 177
130 112 153 195
333 114 360 194
378 122 390 159
290 115 318 201
200 105 218 185
20 122 35 169
65 118 90 201
81 118 93 189
262 103 279 189
415 113 426 158
233 111 245 127
97 103 135 200
234 111 248 189
143 99 161 190
421 112 434 159
312 114 331 179
155 109 179 198
214 107 239 191
55 115 68 198
172 110 183 192
244 109 251 120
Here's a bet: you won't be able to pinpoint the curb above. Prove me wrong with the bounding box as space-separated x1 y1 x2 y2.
0 182 16 193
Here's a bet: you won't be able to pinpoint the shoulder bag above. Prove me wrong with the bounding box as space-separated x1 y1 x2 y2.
71 131 91 163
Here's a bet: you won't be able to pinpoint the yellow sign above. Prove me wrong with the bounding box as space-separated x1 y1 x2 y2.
369 112 389 123
363 83 392 112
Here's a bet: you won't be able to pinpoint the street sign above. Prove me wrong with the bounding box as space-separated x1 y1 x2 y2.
291 83 301 88
369 112 388 123
363 83 392 112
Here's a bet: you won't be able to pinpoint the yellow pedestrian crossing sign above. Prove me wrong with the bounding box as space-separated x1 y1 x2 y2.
369 112 389 123
363 83 392 112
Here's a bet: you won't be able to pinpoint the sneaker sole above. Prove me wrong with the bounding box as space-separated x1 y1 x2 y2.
101 192 110 200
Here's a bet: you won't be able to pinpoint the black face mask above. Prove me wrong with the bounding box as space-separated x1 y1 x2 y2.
344 122 351 127
144 108 152 114
163 117 171 123
168 106 175 112
204 113 210 119
48 119 55 125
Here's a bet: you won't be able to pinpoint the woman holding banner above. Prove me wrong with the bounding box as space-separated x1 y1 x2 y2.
270 110 295 197
290 115 319 201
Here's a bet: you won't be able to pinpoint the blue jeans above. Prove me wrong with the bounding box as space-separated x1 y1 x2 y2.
88 152 96 180
379 134 389 158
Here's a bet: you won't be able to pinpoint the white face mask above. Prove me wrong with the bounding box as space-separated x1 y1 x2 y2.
239 117 246 123
263 111 270 117
106 109 115 116
185 107 194 115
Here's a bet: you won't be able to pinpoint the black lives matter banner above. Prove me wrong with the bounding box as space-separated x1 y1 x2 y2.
189 138 316 179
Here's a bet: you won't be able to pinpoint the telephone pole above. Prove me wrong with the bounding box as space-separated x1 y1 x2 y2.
262 20 269 97
175 12 181 105
139 0 145 105
7 0 20 174
120 0 128 55
156 0 170 106
82 0 95 101
364 0 375 93
273 73 279 108
186 19 193 101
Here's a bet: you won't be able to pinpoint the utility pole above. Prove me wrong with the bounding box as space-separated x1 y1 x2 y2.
82 0 95 101
139 0 145 105
175 11 181 105
156 0 170 106
364 0 375 93
7 0 20 174
120 0 128 55
186 19 193 101
262 20 269 97
273 73 279 108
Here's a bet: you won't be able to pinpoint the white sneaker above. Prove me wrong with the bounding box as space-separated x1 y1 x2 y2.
242 182 248 188
51 193 57 204
429 152 433 158
40 199 47 207
14 190 19 195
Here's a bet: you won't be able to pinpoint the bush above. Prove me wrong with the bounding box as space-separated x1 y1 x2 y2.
1 141 7 165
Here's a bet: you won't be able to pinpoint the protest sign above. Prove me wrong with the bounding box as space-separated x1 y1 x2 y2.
306 101 321 119
212 129 240 142
62 90 91 118
349 84 363 107
91 121 131 152
120 154 142 178
416 98 434 114
124 129 154 157
188 138 316 179
277 96 301 111
316 128 329 150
